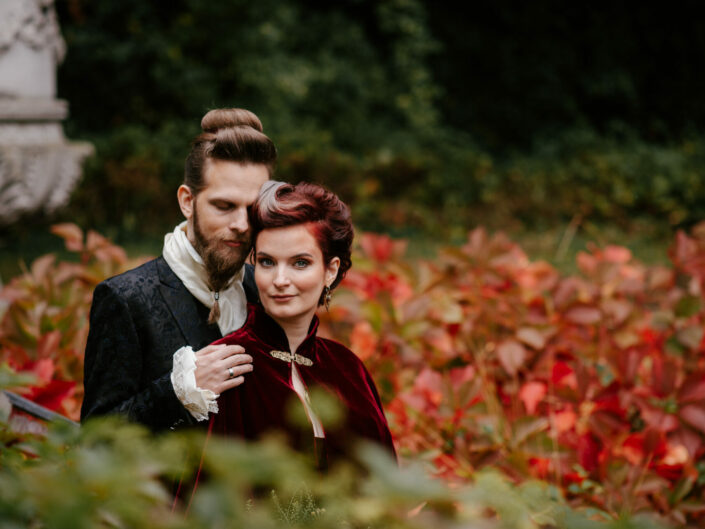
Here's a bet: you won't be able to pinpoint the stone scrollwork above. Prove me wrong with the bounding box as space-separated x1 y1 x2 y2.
0 0 92 226
0 142 92 224
0 0 65 60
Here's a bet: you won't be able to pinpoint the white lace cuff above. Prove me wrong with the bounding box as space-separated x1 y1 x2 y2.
171 346 219 421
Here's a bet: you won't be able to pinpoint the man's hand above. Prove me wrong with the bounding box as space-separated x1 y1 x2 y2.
194 344 253 394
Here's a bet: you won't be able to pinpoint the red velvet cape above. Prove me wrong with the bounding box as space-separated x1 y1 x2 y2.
208 303 395 467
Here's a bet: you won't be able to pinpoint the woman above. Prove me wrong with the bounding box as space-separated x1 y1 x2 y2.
206 181 395 469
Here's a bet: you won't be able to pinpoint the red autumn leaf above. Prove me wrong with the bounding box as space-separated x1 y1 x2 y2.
552 361 578 390
602 299 633 325
528 456 551 479
648 266 674 290
415 368 443 392
641 328 665 350
565 306 602 325
24 379 75 413
621 433 647 465
679 404 705 435
425 328 455 357
350 321 377 361
25 358 55 384
95 244 128 265
50 223 84 252
576 251 598 275
669 428 702 458
604 245 632 264
589 410 629 440
592 384 624 416
359 232 407 263
37 331 62 359
577 433 601 472
30 255 55 284
553 408 576 433
653 463 686 482
678 376 705 403
516 327 546 350
519 381 546 414
652 356 678 397
639 406 679 432
449 365 475 391
85 230 110 252
496 340 527 376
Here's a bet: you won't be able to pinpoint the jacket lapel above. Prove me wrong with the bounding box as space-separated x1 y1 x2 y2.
156 257 222 348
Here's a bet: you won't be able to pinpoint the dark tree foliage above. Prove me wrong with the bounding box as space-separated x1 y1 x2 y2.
41 0 705 240
426 1 705 150
56 0 438 149
54 0 439 235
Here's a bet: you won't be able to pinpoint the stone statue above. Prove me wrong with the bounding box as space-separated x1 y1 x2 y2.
0 0 92 225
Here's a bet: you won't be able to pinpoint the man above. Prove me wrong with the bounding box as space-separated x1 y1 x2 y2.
81 108 276 431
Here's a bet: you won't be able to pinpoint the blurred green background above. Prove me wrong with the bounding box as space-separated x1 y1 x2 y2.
2 0 704 276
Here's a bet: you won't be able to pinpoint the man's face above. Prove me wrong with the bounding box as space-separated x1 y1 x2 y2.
178 159 269 290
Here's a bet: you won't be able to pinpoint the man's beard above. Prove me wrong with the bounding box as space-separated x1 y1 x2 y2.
191 203 251 292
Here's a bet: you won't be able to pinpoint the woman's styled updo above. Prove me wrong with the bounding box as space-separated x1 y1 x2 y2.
251 181 354 299
184 108 277 194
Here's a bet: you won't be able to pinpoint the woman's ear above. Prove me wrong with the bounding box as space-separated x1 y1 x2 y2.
177 185 195 219
325 257 341 287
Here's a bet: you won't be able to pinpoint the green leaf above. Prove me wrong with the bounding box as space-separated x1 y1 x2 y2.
670 476 696 506
675 295 701 318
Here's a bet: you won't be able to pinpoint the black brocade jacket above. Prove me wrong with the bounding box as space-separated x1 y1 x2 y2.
80 257 258 431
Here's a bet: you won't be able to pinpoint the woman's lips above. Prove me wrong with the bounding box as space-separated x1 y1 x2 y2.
270 294 295 302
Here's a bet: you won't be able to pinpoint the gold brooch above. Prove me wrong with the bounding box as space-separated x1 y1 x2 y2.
270 350 313 367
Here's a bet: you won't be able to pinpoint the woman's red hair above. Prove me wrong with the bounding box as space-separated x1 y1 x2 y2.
250 181 353 293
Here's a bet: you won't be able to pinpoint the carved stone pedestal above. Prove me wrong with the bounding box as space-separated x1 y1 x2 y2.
0 0 93 226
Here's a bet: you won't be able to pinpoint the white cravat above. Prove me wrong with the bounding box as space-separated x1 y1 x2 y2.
162 221 247 335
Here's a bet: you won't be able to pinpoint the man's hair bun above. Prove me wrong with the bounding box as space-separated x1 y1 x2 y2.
201 108 264 133
184 107 276 193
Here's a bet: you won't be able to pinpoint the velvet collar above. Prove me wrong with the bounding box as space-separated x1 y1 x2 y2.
246 303 321 363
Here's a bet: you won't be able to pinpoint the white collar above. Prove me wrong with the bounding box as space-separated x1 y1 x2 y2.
162 221 247 335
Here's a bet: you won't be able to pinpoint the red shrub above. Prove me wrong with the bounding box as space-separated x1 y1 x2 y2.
320 224 705 525
0 224 147 420
4 222 705 524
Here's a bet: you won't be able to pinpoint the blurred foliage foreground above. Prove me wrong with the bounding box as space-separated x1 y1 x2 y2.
0 381 651 529
3 223 705 527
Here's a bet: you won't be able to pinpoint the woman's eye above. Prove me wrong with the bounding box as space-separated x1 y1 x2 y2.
257 257 274 267
294 259 310 268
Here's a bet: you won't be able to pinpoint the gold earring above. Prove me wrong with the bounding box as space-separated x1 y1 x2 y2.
324 285 331 311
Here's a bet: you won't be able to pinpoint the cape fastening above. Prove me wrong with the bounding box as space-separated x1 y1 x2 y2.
269 350 314 367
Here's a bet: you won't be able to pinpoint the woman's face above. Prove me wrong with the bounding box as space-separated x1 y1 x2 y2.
254 224 340 329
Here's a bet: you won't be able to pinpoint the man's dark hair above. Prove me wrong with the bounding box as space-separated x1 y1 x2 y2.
184 108 277 194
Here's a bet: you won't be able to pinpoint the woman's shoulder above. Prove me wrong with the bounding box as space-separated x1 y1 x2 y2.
213 303 264 346
316 337 366 367
213 321 259 347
